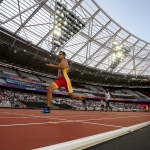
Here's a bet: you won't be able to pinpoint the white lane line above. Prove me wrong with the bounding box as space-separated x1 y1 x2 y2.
56 120 122 128
81 122 123 128
46 115 100 117
7 112 106 121
1 112 68 121
0 120 80 127
0 122 58 127
34 121 150 150
80 115 150 122
0 117 32 118
1 112 150 123
0 112 101 117
0 120 122 127
55 120 123 128
16 113 68 120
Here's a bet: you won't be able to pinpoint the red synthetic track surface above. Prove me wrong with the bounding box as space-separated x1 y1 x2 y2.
0 108 150 150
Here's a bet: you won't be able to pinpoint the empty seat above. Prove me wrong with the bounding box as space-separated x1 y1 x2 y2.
0 78 6 83
0 66 18 76
18 71 40 81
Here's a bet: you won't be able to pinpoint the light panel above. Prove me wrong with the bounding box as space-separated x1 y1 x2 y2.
52 0 86 51
111 42 131 69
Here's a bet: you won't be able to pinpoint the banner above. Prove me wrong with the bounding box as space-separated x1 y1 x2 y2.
4 75 42 85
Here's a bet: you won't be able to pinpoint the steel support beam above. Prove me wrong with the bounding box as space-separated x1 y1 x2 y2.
93 28 121 68
105 34 131 72
71 0 84 10
70 18 110 60
128 44 150 74
124 43 148 74
140 64 150 75
116 40 142 73
36 29 53 46
2 0 46 25
132 46 136 76
15 0 48 34
34 0 55 15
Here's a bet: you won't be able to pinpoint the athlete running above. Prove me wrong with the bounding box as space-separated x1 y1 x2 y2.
41 51 86 113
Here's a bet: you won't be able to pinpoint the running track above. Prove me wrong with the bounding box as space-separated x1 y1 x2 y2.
0 109 150 150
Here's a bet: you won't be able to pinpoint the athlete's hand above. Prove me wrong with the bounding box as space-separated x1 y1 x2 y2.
67 68 71 73
45 63 54 67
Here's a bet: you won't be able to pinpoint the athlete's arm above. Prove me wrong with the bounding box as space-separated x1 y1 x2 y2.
46 59 68 69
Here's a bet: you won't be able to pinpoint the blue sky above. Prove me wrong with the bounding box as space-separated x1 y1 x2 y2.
95 0 150 43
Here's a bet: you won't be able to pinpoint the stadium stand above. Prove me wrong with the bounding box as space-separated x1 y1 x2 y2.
38 76 54 84
0 78 6 83
0 66 18 76
18 71 40 81
0 66 150 111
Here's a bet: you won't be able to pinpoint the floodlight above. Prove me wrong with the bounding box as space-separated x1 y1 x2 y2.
55 20 58 24
116 45 121 50
52 1 86 50
56 10 60 14
54 30 61 36
117 52 122 57
112 57 116 61
113 41 118 45
61 13 64 17
64 21 67 25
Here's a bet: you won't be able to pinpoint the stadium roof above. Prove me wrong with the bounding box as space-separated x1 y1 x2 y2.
0 0 150 80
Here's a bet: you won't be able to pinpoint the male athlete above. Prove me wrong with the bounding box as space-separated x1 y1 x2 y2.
105 89 115 112
41 51 86 113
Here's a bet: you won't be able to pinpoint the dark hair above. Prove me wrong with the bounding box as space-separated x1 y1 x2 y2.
59 51 66 56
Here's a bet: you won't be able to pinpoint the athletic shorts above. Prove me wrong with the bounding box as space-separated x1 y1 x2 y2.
53 77 73 94
106 100 110 105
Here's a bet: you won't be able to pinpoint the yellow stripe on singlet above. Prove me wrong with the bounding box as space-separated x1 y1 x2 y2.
53 82 58 89
63 68 73 94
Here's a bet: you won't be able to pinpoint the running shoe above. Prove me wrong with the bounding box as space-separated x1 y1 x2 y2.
41 108 50 114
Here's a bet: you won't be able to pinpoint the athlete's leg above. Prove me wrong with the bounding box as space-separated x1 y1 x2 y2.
47 83 58 107
68 93 83 100
42 83 58 114
108 103 112 111
62 77 84 101
68 93 86 105
105 101 108 112
63 77 86 104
